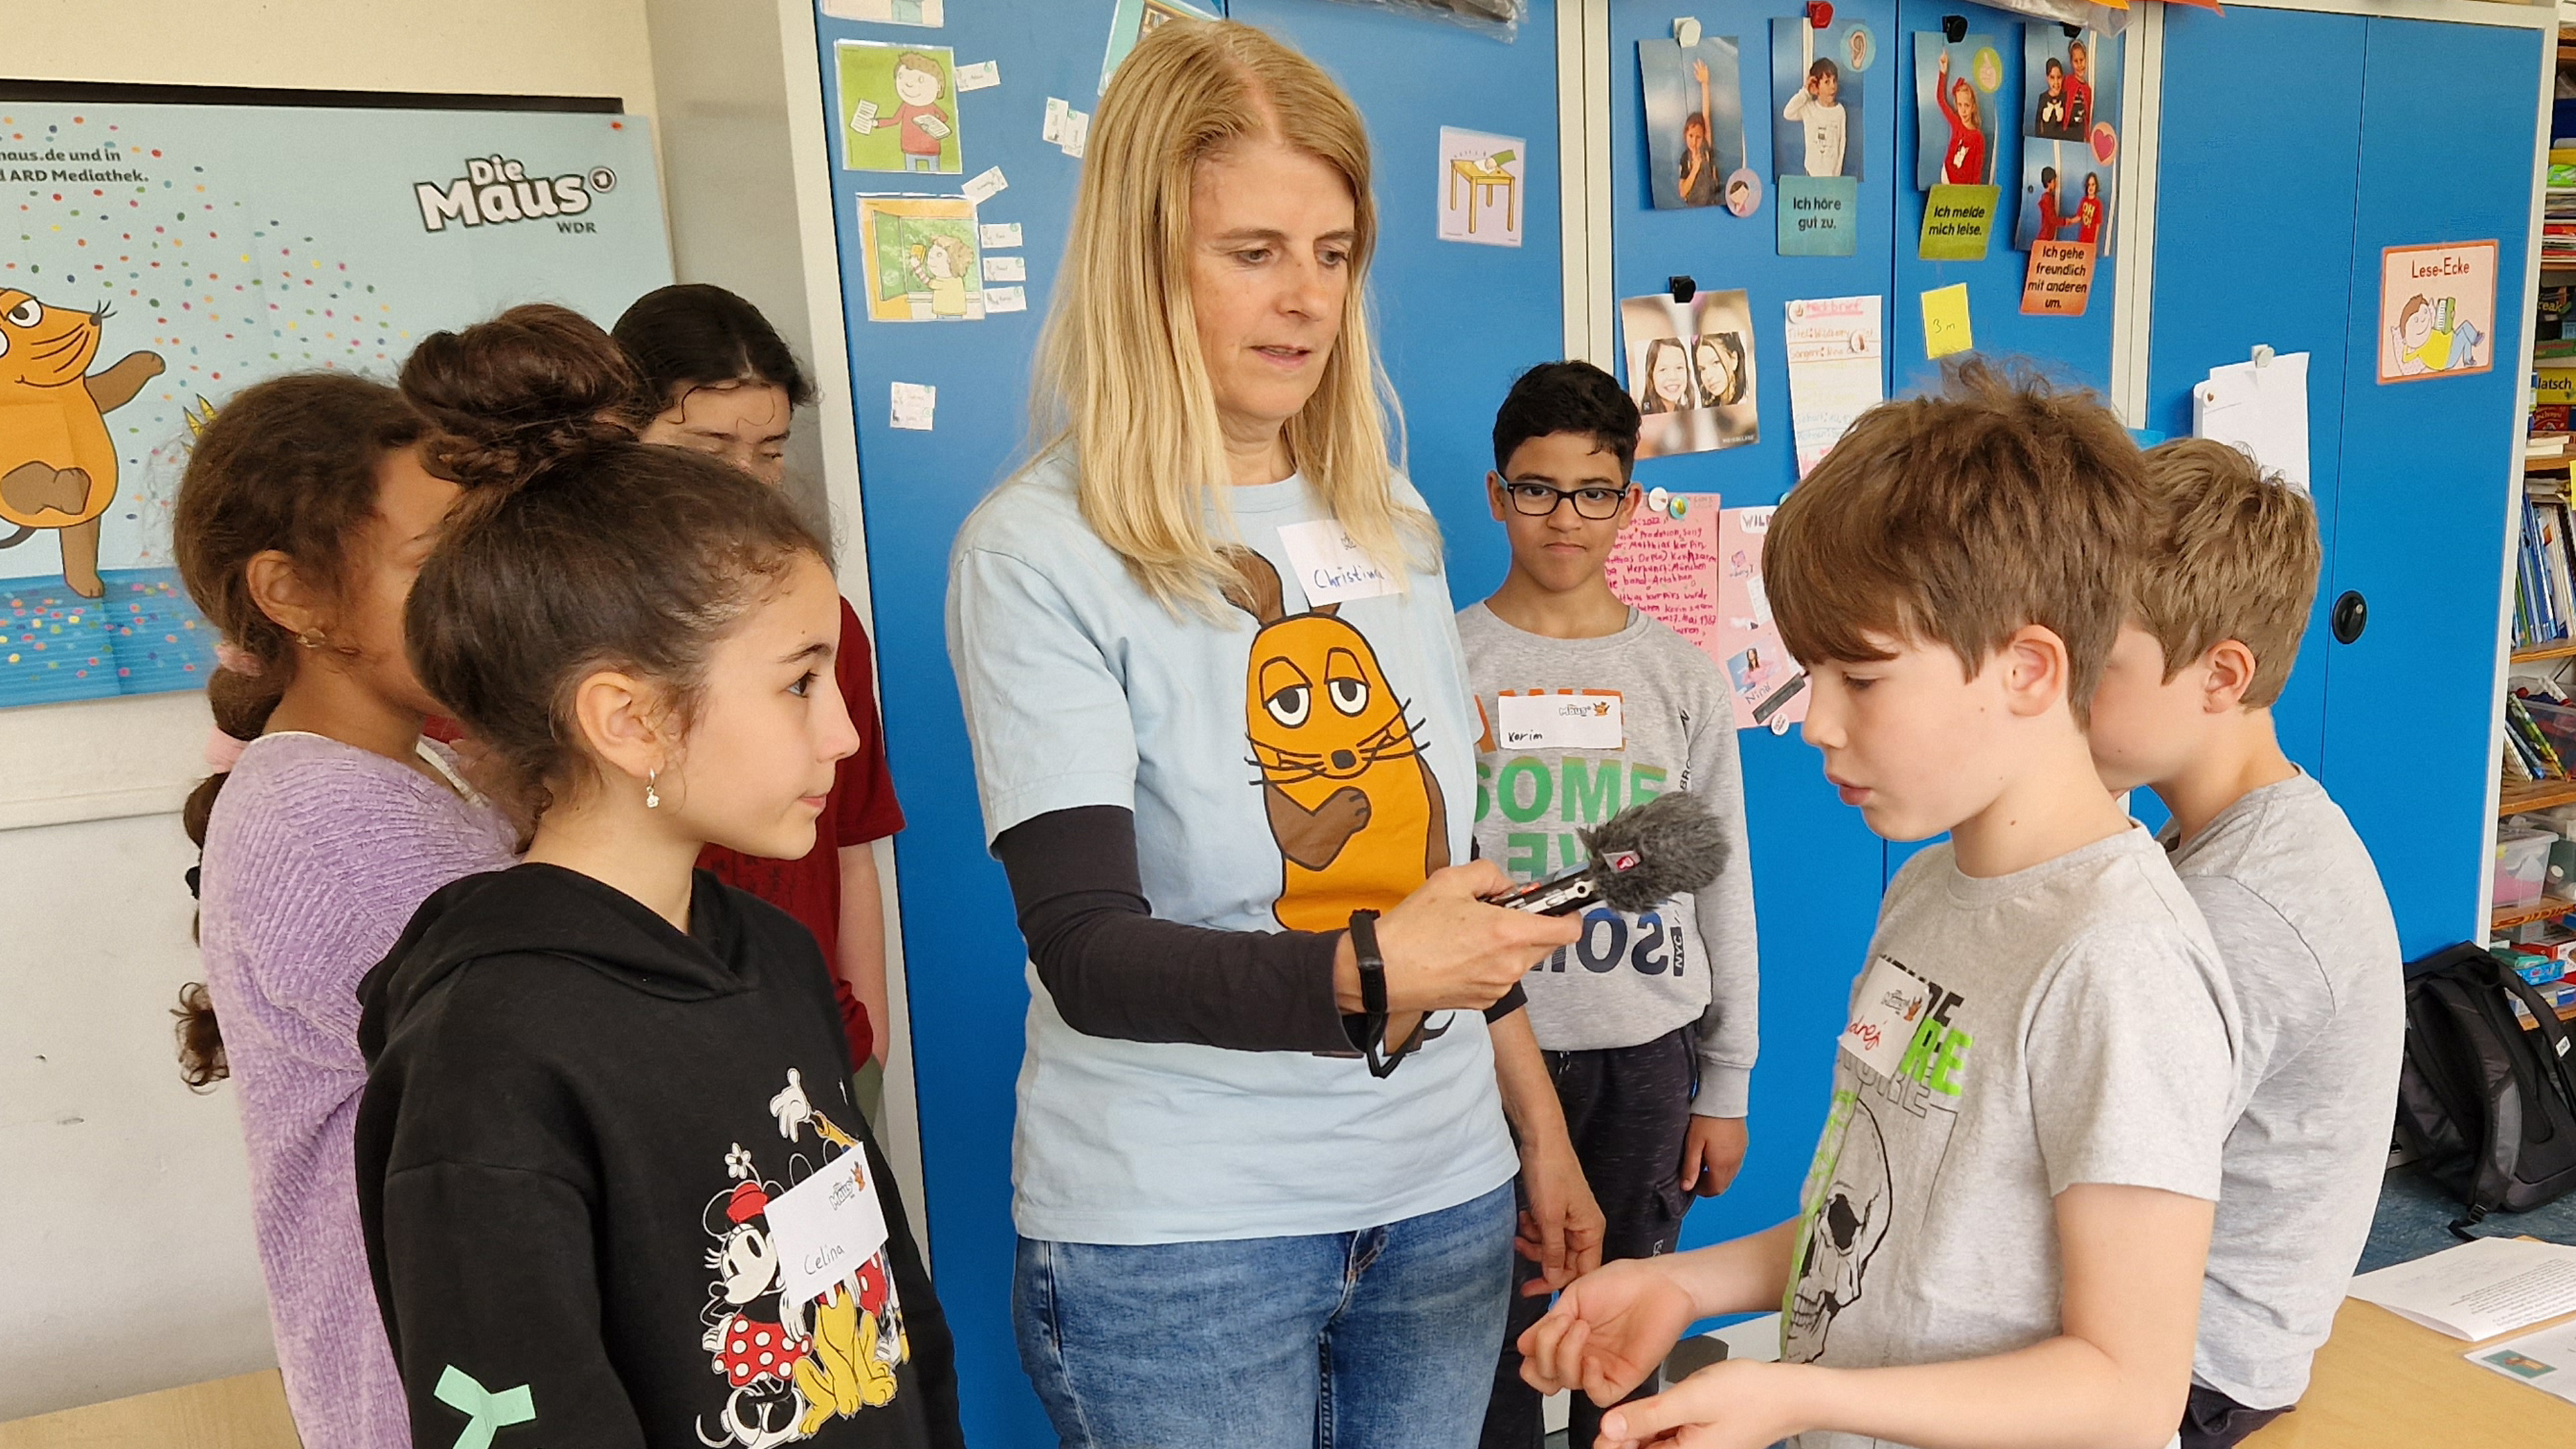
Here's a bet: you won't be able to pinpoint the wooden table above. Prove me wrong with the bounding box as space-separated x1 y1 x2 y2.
0 1371 299 1449
2243 1299 2576 1448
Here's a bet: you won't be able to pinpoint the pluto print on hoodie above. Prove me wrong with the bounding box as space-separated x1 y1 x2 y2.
354 863 963 1449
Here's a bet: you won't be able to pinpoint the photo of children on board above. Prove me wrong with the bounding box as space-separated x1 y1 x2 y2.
2026 24 2100 142
1642 34 1748 210
1620 288 1759 460
1913 30 2001 189
1771 17 1868 180
2015 140 2112 253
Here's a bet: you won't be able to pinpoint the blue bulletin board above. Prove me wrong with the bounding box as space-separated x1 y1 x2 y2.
0 100 667 710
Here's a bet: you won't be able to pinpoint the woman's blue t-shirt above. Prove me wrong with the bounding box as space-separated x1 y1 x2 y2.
945 451 1517 1244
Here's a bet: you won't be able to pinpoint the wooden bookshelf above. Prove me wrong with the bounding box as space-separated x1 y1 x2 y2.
2530 456 2575 473
2521 999 2576 1033
2492 896 2575 931
2512 640 2576 663
2500 777 2576 816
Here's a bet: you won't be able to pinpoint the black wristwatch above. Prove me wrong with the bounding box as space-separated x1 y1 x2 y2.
1349 908 1389 1016
1349 909 1419 1079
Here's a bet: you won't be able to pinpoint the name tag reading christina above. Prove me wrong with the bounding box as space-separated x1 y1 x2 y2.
1495 691 1625 751
764 1150 891 1312
1277 519 1399 605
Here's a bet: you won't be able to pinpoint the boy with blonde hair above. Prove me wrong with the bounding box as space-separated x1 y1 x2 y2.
1518 363 2239 1449
2089 439 2402 1449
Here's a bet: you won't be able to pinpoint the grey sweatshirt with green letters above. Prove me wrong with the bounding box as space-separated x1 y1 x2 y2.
1458 603 1760 1116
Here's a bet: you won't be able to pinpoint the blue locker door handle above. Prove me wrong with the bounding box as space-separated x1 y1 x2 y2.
2330 590 2367 644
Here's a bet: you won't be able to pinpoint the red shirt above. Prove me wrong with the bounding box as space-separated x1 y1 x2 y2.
2075 197 2104 245
1941 109 1986 186
2038 189 2063 241
700 598 906 1064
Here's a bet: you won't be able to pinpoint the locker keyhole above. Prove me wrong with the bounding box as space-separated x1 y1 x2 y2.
2330 590 2367 645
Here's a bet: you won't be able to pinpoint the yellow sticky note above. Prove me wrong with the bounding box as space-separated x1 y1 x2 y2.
1922 284 1974 360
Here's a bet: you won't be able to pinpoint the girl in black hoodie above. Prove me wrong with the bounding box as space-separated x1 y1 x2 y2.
354 306 963 1449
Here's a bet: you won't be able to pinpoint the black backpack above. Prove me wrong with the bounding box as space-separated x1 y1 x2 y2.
2394 942 2576 1235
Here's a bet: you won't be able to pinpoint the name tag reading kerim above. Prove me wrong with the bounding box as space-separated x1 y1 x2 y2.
1277 520 1400 606
1495 692 1625 751
764 1150 892 1312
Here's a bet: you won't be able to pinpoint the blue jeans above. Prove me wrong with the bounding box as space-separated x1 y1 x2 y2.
1015 1182 1515 1448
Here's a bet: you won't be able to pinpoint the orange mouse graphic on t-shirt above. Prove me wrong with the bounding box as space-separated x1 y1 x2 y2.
1223 546 1447 932
0 288 165 598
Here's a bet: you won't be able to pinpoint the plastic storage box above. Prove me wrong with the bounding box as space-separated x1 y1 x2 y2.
2496 827 2555 908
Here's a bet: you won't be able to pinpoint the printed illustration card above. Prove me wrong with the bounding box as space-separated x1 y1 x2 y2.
837 41 963 175
2380 241 2498 382
1437 127 1524 246
857 197 985 321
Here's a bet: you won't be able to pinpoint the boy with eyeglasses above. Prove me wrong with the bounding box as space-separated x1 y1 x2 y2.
1468 361 1758 1449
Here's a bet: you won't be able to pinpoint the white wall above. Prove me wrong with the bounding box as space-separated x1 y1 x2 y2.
0 0 661 1421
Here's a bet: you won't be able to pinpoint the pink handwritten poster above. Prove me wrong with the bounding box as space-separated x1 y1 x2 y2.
1603 496 1812 731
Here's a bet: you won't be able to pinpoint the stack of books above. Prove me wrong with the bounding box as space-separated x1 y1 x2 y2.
2549 150 2576 269
2513 482 2576 651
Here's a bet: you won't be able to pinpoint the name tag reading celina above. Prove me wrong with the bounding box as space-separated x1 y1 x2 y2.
1494 691 1625 751
1839 955 1933 1079
1276 519 1400 605
763 1150 892 1313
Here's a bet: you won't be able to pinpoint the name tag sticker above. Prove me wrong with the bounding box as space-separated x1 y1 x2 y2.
1494 692 1625 751
763 1150 890 1313
1839 955 1931 1077
1277 520 1400 605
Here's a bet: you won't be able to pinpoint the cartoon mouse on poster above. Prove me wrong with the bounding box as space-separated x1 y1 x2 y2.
0 288 165 598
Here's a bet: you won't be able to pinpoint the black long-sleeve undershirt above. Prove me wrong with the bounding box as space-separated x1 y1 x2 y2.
994 804 1524 1054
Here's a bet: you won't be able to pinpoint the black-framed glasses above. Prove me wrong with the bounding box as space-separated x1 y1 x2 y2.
1493 474 1632 521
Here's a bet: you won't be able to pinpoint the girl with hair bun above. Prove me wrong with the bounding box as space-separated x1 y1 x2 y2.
356 305 961 1449
174 372 517 1449
614 283 907 1077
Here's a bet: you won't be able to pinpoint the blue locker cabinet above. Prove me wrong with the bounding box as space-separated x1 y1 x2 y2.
2151 6 2542 958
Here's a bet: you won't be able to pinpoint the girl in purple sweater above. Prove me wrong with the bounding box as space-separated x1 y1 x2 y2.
173 374 517 1449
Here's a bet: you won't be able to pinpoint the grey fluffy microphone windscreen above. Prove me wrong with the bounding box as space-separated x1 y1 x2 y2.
1485 788 1730 916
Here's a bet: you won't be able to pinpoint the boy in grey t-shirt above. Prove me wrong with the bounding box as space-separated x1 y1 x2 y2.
1515 364 2241 1449
2090 440 2404 1448
1468 362 1758 1449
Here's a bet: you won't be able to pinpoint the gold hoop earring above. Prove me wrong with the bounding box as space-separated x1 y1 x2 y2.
644 769 661 810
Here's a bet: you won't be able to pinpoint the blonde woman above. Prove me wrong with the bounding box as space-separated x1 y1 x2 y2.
945 20 1599 1444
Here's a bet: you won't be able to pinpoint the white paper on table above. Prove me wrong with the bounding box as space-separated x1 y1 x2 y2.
2466 1315 2576 1405
890 381 936 431
1783 295 1885 479
2348 1237 2576 1340
983 286 1027 314
961 166 1008 205
979 222 1022 249
983 255 1025 282
2192 351 2311 492
955 60 1000 91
